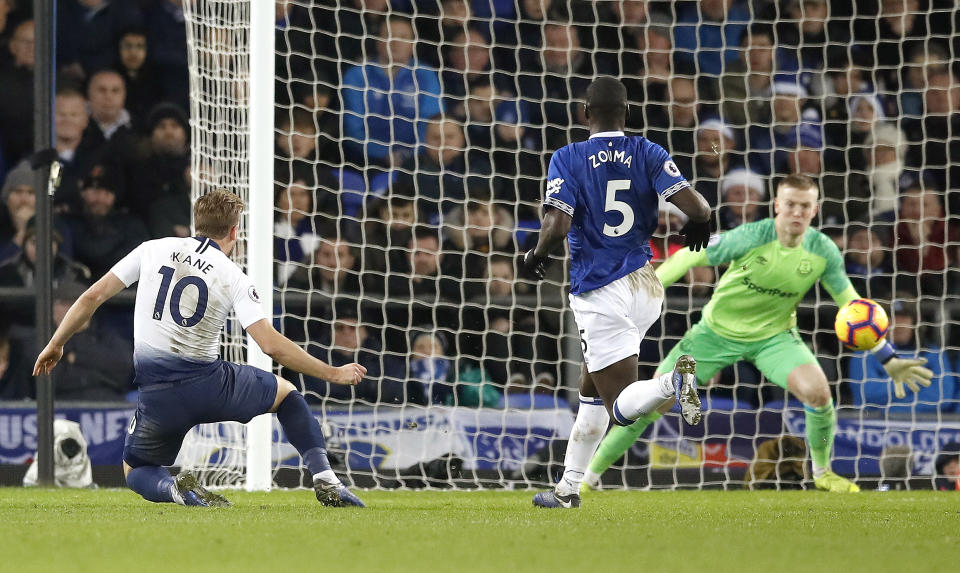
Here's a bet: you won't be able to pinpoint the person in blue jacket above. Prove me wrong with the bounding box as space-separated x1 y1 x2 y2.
341 15 443 168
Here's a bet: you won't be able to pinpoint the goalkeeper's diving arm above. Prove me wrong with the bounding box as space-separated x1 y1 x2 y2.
829 286 934 399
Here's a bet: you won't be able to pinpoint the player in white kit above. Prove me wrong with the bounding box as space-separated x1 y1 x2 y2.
34 191 367 507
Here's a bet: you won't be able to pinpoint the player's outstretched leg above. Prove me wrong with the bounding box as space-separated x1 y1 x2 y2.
275 387 365 507
581 412 662 492
610 354 701 427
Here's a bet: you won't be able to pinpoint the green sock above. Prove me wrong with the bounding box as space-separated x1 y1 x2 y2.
804 400 835 474
587 412 661 475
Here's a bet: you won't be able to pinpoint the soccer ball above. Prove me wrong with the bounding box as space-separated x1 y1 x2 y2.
834 298 889 351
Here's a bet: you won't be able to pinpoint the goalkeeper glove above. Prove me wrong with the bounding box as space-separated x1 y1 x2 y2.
520 250 548 281
871 339 934 399
680 218 713 252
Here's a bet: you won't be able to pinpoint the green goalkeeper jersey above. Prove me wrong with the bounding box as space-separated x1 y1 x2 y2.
657 218 858 342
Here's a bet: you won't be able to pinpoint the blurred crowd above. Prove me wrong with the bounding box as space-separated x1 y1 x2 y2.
1 0 959 416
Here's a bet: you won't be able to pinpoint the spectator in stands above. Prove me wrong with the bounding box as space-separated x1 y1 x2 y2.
314 0 386 81
692 118 738 207
341 15 443 168
904 65 960 203
63 163 149 282
0 160 33 262
843 224 894 301
444 191 516 261
721 23 776 130
441 26 507 117
126 103 190 222
142 0 189 110
0 19 33 166
846 298 957 415
859 123 908 221
672 0 749 82
300 307 407 405
360 192 418 295
275 99 341 168
49 282 134 401
934 443 960 491
275 1 332 110
115 27 162 130
748 81 819 176
822 48 873 158
0 226 90 288
413 0 469 69
620 16 674 130
872 0 930 96
286 237 362 296
489 97 544 217
57 0 143 79
517 21 594 151
898 44 949 119
895 185 958 295
84 69 139 165
274 175 321 286
645 77 699 179
398 116 488 222
718 168 766 231
775 0 837 97
0 320 32 400
383 225 460 303
52 86 107 212
0 0 16 56
408 330 454 406
782 122 824 179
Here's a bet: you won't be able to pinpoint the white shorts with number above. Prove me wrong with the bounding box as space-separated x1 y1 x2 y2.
569 263 665 373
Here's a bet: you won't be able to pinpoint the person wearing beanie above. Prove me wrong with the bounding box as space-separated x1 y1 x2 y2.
124 102 191 222
0 160 35 262
62 163 149 282
719 168 767 230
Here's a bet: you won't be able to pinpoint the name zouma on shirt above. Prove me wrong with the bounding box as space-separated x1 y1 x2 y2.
588 149 634 168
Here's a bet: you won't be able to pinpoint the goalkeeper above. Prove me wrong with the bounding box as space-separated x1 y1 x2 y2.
583 174 934 493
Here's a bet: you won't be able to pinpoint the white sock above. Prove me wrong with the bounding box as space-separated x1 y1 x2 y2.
812 461 828 479
169 483 185 505
610 374 674 425
313 469 340 485
556 397 610 496
583 468 602 489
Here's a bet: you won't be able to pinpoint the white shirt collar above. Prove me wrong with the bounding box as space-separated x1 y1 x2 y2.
589 131 625 139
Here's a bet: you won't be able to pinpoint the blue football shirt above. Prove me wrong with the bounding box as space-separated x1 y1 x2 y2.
543 131 691 295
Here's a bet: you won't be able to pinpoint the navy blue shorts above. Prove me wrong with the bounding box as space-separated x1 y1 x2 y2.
123 361 277 468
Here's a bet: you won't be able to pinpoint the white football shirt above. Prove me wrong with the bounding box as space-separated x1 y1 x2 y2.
110 237 265 373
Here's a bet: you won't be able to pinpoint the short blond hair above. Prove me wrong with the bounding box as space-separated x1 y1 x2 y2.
195 190 244 238
776 173 818 196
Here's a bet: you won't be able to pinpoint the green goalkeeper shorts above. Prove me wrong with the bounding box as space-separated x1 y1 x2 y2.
656 321 818 389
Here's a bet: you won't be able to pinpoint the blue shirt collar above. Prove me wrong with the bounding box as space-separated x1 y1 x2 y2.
192 236 222 252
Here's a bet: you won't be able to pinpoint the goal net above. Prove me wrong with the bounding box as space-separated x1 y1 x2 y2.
179 0 960 491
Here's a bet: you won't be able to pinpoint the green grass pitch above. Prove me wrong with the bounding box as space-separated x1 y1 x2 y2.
2 487 958 573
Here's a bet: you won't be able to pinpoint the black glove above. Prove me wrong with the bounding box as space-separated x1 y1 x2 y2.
680 219 713 252
520 250 548 281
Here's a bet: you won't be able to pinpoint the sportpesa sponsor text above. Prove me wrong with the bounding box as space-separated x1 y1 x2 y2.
741 277 799 298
